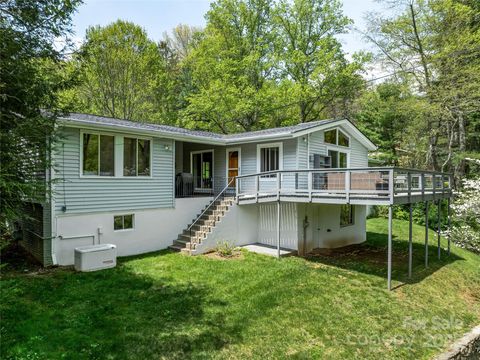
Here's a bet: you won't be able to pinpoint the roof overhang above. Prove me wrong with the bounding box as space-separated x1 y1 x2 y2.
58 116 377 150
224 119 377 150
57 117 226 145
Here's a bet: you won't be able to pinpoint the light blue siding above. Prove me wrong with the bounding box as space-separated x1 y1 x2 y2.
238 139 297 192
53 127 174 215
297 126 369 170
348 136 368 168
308 131 328 168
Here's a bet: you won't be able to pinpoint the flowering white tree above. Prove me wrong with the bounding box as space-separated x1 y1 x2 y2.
450 175 480 254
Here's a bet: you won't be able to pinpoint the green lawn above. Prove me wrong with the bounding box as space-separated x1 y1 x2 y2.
1 218 479 359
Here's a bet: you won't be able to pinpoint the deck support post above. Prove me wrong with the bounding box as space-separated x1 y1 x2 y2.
408 203 413 279
447 198 451 256
387 205 393 291
425 201 429 268
437 200 441 260
276 200 281 259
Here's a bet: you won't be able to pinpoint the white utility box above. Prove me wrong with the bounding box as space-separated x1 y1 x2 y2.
74 244 117 272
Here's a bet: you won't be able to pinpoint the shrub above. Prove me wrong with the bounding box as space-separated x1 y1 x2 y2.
215 241 235 257
449 177 480 254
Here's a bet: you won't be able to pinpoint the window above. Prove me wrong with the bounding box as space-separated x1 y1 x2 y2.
324 128 350 147
338 131 349 147
324 129 337 144
123 138 151 176
260 147 279 172
257 143 282 178
82 133 114 176
328 150 348 168
340 205 354 227
114 214 134 230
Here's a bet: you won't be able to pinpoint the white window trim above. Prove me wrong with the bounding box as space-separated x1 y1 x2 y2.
79 131 153 179
190 149 215 190
326 146 351 168
256 142 283 177
122 136 154 178
113 213 135 232
225 147 241 187
323 127 351 148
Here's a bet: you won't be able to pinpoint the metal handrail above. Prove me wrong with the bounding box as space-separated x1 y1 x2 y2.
235 166 452 179
235 167 452 204
188 177 235 241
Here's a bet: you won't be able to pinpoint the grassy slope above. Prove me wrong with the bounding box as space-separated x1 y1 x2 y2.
1 218 479 360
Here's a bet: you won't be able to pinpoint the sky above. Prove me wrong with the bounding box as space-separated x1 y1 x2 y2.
71 0 388 78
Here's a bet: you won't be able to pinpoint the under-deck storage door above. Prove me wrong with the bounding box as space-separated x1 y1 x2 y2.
257 203 298 250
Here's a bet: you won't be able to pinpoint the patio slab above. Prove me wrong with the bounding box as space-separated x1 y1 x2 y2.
241 243 296 257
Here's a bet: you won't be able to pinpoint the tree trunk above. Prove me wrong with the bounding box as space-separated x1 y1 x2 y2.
455 112 466 178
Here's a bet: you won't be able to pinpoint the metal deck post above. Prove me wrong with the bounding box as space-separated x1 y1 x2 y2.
277 200 281 259
447 198 451 256
437 200 441 260
388 205 393 291
408 203 413 278
425 201 429 268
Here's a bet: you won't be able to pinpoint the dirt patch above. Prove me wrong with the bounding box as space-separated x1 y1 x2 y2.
0 243 72 277
306 243 407 266
1 243 43 273
203 250 244 261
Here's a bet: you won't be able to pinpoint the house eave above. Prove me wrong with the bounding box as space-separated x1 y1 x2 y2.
57 117 226 145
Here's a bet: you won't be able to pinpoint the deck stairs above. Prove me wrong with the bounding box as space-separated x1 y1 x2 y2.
169 196 235 255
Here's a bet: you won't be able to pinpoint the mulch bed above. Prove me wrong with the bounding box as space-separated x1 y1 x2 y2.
203 250 244 261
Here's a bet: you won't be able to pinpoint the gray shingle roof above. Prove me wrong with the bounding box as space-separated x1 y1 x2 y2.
61 113 224 139
59 113 340 143
222 119 337 140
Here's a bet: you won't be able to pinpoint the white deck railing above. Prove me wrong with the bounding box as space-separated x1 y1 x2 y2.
235 167 452 205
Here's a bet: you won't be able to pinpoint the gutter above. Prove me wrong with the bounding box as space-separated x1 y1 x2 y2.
58 118 227 145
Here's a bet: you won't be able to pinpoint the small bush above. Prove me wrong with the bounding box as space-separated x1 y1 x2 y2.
215 241 235 257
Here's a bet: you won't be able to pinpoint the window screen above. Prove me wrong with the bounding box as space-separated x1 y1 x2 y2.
260 147 279 172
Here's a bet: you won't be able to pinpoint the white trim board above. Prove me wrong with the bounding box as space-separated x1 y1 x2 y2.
256 142 284 173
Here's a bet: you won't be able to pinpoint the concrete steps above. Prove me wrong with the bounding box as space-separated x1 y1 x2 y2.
169 197 234 254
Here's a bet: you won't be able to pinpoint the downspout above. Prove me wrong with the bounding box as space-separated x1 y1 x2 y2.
48 136 58 265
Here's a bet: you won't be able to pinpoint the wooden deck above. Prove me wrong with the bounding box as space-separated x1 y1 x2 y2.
235 167 452 206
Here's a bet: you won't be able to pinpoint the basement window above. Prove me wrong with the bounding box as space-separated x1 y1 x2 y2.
114 214 134 231
340 205 354 227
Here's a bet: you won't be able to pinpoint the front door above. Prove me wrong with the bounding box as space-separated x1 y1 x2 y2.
226 148 241 188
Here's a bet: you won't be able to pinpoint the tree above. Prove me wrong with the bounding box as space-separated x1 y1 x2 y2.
157 24 203 125
355 82 424 166
0 0 80 241
273 0 365 123
183 0 281 133
72 20 163 121
364 0 480 178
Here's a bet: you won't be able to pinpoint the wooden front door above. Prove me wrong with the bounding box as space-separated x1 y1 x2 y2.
226 148 240 188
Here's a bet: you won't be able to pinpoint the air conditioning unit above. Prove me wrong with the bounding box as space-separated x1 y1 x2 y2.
74 244 117 272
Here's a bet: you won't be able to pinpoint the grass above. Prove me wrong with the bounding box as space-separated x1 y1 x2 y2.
1 218 479 359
